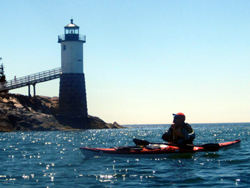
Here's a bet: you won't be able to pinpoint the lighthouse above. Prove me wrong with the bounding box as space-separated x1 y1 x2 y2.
58 19 88 118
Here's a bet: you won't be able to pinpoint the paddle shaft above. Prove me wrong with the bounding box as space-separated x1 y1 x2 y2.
133 138 220 151
145 142 193 147
133 139 194 149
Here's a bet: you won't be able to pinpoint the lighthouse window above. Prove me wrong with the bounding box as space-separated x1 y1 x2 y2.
65 28 79 34
63 45 66 51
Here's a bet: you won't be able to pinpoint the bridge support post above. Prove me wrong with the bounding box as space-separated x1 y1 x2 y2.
33 84 36 97
28 84 31 97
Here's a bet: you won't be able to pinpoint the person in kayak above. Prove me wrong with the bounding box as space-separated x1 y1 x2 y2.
162 112 195 145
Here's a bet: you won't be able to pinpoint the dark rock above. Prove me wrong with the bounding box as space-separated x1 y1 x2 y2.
0 93 124 132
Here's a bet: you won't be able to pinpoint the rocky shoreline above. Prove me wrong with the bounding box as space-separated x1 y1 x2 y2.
0 93 124 132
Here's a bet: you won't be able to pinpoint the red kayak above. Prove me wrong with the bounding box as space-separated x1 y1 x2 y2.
80 139 241 158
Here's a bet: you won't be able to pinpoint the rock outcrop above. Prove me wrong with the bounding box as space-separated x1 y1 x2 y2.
0 93 123 132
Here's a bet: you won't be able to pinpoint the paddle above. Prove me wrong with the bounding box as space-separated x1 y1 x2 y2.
133 138 194 149
133 138 220 151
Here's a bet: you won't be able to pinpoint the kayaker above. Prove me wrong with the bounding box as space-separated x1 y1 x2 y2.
162 112 195 145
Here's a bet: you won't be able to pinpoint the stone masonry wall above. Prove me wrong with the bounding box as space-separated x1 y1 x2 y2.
59 73 88 117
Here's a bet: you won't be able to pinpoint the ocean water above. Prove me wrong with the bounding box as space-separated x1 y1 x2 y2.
0 123 249 188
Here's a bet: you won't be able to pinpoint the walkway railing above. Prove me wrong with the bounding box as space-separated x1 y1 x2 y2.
0 67 61 92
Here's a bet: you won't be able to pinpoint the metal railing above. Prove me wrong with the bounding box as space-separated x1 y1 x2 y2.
0 67 61 91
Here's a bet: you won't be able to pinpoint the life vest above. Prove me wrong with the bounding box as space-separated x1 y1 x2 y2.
170 123 194 143
172 127 185 142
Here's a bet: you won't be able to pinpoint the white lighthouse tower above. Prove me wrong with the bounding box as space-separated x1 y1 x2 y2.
58 19 88 118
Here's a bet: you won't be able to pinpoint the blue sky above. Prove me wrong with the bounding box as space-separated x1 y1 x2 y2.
1 0 250 124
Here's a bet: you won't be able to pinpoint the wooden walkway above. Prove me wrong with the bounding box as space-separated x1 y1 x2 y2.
0 67 61 95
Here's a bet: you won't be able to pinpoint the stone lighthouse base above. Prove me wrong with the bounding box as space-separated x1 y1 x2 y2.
59 73 88 118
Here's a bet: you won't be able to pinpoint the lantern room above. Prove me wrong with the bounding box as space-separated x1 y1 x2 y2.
58 19 86 43
65 19 79 34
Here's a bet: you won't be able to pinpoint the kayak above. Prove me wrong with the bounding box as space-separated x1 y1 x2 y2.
80 139 241 158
